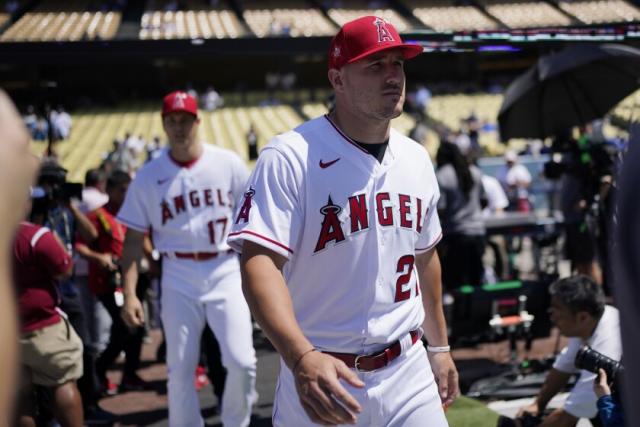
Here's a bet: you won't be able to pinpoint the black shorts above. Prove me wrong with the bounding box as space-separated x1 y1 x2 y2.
565 222 596 265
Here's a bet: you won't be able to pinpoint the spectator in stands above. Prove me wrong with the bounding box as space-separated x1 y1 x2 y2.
265 71 280 104
22 106 37 137
436 141 486 289
247 123 258 160
415 84 432 112
0 88 39 424
13 219 84 427
203 86 223 111
409 120 429 145
186 83 198 102
122 132 140 154
52 106 72 140
77 171 149 394
518 275 622 427
34 116 48 141
106 139 137 175
281 71 296 95
145 136 163 163
497 149 532 212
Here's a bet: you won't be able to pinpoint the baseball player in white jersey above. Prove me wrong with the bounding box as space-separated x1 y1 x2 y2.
119 91 257 427
228 16 459 427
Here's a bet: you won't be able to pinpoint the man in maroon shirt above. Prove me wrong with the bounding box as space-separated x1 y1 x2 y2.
76 171 148 393
13 221 83 427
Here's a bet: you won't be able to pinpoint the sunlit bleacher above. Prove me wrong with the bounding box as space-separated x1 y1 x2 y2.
31 101 306 181
481 0 572 29
0 0 120 42
404 0 499 31
427 93 503 152
327 0 413 31
241 0 336 38
139 0 245 39
558 0 640 24
611 89 640 123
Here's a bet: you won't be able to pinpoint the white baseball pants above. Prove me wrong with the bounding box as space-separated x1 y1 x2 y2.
273 340 448 427
161 255 257 427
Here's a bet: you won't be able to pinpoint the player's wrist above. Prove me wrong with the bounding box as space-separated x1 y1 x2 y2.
291 348 317 374
426 345 451 353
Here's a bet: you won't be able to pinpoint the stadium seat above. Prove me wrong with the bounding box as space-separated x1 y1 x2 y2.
241 0 336 38
0 0 121 42
558 0 640 24
481 0 572 28
327 0 415 31
404 0 499 31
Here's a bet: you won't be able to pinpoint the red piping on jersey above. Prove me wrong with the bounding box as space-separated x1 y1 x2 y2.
324 115 369 154
228 230 294 254
415 232 443 252
169 151 201 169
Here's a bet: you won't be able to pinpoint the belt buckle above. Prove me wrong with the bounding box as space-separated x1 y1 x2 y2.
354 354 366 373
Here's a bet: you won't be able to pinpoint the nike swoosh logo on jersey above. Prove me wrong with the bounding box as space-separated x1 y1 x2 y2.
319 158 340 169
156 177 171 185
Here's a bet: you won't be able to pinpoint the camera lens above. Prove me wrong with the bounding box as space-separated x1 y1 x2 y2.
575 346 622 382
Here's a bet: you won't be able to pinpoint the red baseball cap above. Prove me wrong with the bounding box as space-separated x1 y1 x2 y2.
162 91 198 117
328 15 423 70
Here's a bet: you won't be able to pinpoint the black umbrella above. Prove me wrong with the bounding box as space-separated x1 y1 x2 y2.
498 43 640 141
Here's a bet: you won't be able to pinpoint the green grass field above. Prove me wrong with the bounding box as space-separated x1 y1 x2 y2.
446 396 499 427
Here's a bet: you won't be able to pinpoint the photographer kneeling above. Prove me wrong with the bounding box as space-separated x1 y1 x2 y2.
517 275 621 426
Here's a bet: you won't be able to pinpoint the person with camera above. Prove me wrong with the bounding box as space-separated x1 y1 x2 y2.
75 171 150 395
30 162 112 422
516 275 621 426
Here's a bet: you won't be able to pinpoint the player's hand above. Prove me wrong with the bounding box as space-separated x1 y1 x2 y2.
427 351 459 407
293 350 364 425
516 401 540 419
121 294 145 328
96 253 117 271
594 369 611 398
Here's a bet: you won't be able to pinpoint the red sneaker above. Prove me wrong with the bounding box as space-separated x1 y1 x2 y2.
195 365 209 391
101 378 118 397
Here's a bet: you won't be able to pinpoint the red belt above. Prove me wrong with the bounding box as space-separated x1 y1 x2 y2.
164 249 233 261
324 330 422 372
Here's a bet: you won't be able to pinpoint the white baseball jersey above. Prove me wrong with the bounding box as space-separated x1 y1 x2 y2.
228 115 442 353
118 144 249 254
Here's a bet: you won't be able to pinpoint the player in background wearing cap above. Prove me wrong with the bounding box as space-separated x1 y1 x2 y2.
229 16 458 426
119 91 257 426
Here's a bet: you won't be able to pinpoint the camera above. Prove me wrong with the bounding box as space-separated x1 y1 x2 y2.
30 162 83 220
575 346 623 384
37 162 83 201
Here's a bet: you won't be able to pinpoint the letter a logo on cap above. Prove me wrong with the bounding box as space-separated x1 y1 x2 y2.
172 92 188 109
374 17 394 43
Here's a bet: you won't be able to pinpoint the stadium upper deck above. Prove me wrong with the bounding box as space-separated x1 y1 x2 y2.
1 0 638 41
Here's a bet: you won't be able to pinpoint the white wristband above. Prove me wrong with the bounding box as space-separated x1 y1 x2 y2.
427 345 450 353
